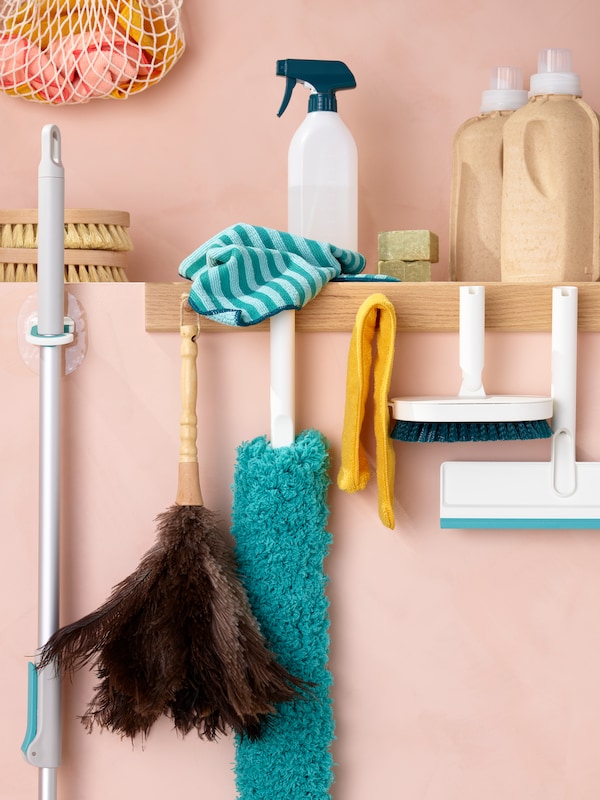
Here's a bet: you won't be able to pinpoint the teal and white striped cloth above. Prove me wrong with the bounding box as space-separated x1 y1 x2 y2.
178 223 395 326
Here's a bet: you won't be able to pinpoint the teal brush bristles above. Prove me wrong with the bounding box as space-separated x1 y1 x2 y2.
389 286 554 446
391 418 553 443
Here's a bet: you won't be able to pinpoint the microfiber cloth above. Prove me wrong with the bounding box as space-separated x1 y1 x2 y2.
232 430 334 798
337 293 397 529
178 222 396 326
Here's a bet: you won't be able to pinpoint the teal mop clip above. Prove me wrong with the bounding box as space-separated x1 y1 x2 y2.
21 660 61 767
26 316 74 346
21 662 38 757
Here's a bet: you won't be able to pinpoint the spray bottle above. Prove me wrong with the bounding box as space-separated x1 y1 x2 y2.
501 48 600 282
269 60 357 450
450 66 528 281
276 58 357 250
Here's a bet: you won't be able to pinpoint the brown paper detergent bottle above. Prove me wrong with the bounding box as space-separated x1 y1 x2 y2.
450 67 528 281
501 48 600 282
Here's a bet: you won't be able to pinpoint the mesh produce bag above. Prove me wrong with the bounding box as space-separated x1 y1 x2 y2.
0 0 185 104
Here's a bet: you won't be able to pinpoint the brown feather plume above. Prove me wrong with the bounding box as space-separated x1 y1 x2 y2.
39 504 307 740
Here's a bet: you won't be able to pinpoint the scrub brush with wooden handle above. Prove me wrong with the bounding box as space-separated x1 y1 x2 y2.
38 306 306 741
0 248 128 282
0 209 131 281
0 209 132 251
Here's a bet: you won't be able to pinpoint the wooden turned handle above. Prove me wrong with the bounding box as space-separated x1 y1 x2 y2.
0 247 128 268
176 323 203 506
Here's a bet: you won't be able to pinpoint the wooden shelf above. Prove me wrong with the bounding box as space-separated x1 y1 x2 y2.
145 281 600 333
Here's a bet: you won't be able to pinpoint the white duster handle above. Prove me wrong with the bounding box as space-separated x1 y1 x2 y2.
270 309 295 448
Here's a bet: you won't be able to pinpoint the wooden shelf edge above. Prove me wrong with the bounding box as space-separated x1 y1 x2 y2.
145 281 600 333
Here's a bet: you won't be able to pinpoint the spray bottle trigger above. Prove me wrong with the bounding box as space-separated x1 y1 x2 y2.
277 76 296 117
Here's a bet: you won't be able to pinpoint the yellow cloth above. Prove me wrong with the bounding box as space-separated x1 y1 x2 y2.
337 293 397 529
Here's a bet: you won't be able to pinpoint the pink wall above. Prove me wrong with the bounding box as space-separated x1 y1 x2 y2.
3 2 600 799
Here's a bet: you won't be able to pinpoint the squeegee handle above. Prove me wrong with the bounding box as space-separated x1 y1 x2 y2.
551 286 578 496
176 322 203 506
459 285 486 397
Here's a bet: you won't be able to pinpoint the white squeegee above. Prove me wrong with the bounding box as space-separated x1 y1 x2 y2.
440 286 600 529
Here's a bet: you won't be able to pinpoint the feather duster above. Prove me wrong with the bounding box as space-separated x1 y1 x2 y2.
39 319 306 741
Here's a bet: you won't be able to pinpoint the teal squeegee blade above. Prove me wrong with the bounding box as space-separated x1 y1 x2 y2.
441 517 600 530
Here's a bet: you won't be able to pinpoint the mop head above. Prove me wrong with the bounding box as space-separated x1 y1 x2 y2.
232 430 334 799
391 418 553 443
38 504 306 741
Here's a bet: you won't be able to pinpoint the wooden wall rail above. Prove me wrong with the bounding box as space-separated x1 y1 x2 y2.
145 281 600 333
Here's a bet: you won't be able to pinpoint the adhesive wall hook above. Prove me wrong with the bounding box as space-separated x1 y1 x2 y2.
18 292 87 376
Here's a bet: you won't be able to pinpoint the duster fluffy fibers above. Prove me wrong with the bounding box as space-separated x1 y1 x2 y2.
38 504 306 740
232 430 335 798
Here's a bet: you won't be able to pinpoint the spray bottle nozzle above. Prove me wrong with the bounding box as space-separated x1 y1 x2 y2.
276 59 356 116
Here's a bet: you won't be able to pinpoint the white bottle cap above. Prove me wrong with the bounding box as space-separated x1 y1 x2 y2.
480 66 528 112
529 48 581 96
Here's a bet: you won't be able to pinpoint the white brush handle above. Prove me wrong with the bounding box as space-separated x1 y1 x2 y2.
459 285 486 397
551 286 578 496
270 309 295 448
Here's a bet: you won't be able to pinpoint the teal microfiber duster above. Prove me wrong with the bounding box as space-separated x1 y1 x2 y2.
232 430 334 799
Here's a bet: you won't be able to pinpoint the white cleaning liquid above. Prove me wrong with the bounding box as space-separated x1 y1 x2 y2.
288 184 357 248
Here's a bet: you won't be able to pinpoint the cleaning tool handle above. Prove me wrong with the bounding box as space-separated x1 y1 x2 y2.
22 126 65 798
459 285 486 397
270 309 295 448
176 322 204 506
551 286 578 496
37 125 64 336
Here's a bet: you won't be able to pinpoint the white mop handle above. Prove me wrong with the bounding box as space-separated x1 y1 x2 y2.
551 286 578 496
459 285 486 397
270 309 295 448
22 128 65 800
37 125 64 336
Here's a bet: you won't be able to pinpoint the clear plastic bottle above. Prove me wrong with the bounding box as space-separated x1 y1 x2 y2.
450 66 528 281
501 49 600 282
277 59 357 250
